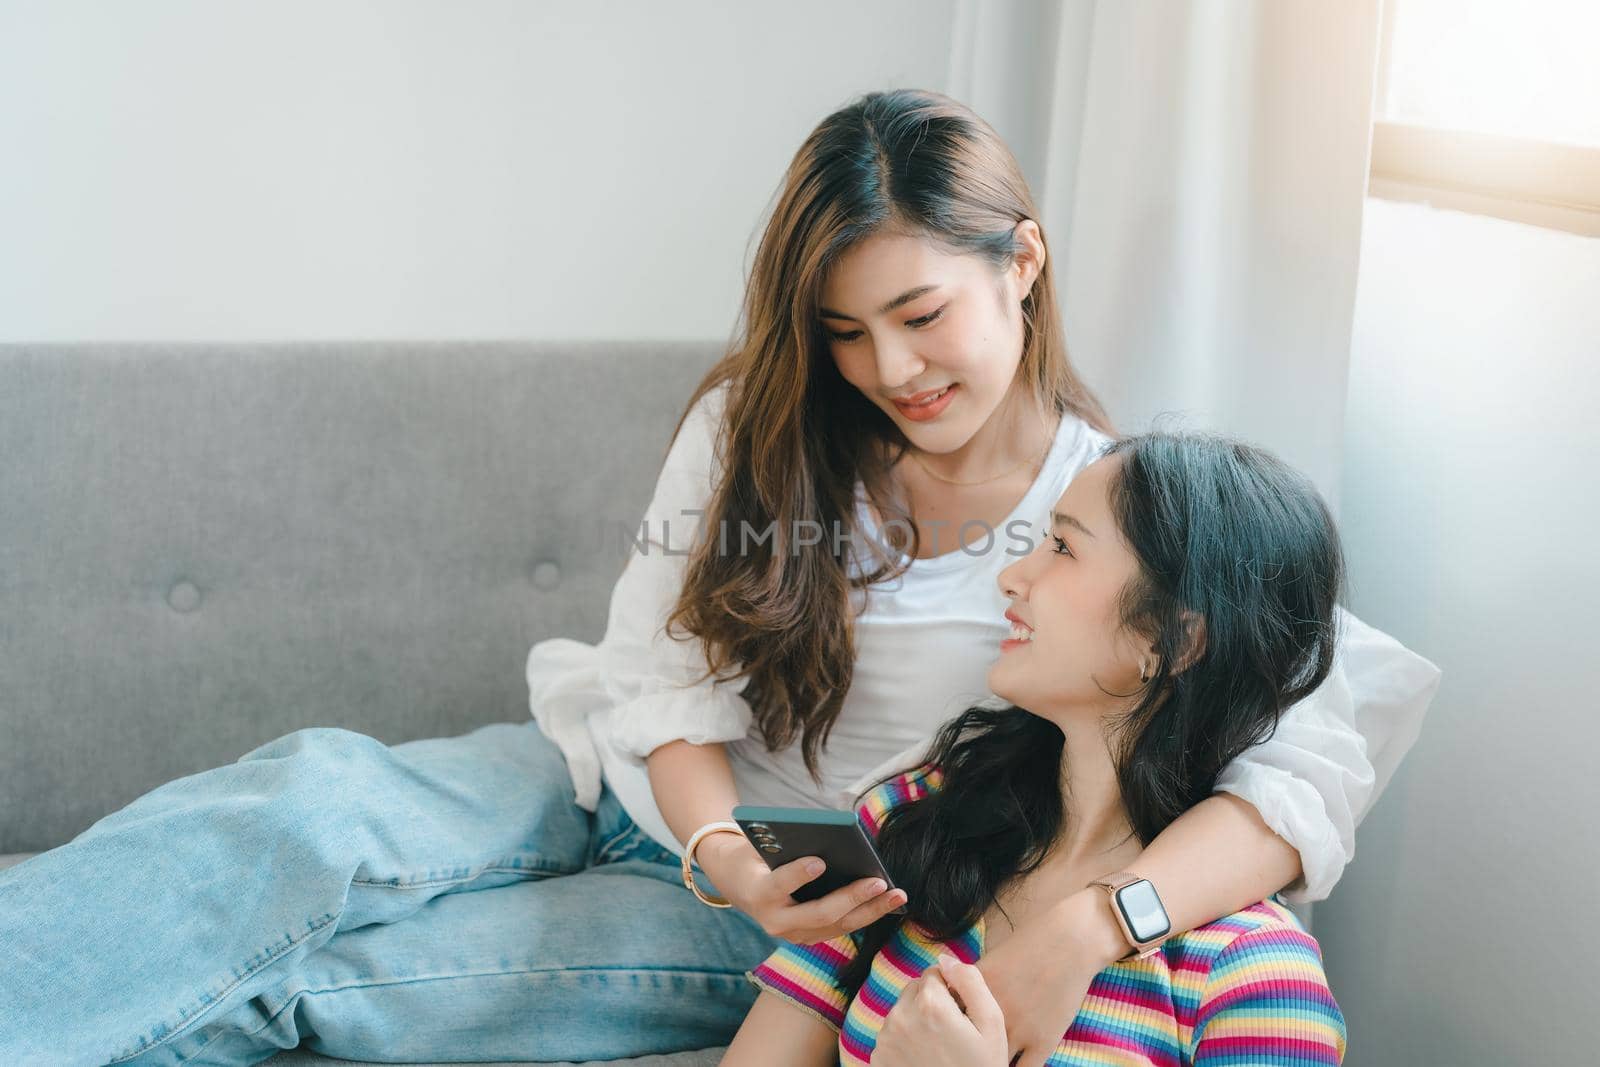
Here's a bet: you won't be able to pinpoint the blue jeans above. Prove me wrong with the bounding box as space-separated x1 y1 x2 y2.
0 721 777 1065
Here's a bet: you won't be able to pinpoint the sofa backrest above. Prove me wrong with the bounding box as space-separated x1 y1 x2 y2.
0 340 721 852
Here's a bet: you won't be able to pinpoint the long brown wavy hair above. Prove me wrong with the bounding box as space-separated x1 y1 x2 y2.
663 88 1114 778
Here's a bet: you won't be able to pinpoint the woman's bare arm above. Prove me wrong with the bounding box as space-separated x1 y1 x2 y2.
1035 793 1302 974
981 792 1302 1067
1118 792 1302 940
646 737 743 847
723 991 840 1067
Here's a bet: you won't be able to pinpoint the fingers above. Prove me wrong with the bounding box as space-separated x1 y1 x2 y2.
832 884 909 934
909 967 972 1027
936 953 1006 1034
768 854 829 897
784 875 896 934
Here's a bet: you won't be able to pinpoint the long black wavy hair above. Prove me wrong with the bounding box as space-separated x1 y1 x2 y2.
838 430 1346 995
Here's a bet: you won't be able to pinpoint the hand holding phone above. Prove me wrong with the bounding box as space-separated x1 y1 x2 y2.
732 804 908 915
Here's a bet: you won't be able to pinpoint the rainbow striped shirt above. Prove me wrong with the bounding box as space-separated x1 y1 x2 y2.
746 763 1347 1065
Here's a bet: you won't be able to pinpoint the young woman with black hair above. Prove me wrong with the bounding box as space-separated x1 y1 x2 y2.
728 432 1350 1065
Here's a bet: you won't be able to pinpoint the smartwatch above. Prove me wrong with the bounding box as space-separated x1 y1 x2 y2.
1090 872 1172 960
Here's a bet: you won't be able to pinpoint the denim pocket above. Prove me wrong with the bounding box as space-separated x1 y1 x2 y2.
594 816 679 868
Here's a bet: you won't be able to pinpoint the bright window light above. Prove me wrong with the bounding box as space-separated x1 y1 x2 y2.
1381 0 1600 148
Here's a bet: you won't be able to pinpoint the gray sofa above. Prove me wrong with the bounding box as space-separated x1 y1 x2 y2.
0 341 728 1066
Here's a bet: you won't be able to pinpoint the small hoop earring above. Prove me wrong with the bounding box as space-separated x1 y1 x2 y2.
1139 660 1152 684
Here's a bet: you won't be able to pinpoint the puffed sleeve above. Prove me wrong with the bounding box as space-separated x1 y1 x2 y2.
745 932 864 1034
1213 606 1442 903
1190 923 1348 1064
596 379 757 763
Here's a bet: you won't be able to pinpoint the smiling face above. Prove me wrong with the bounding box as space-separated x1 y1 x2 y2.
987 453 1152 721
818 226 1042 453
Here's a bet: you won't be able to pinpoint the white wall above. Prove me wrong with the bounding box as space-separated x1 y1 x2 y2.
1318 196 1599 1064
0 1 967 342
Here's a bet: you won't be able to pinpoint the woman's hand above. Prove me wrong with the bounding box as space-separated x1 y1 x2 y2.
873 953 1009 1067
975 887 1129 1067
696 832 907 943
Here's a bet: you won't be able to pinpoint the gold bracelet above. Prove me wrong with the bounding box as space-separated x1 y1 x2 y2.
681 821 745 908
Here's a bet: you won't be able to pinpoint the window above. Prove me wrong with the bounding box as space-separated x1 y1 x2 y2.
1368 0 1600 236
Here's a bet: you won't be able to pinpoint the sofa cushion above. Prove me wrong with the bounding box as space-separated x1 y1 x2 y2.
0 340 720 855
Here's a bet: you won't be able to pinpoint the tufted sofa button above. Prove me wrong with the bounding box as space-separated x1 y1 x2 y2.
167 579 203 613
531 560 562 591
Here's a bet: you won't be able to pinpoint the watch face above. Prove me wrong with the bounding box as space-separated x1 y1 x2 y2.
1115 879 1172 944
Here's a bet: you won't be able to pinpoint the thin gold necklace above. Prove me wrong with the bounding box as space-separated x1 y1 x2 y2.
907 410 1054 487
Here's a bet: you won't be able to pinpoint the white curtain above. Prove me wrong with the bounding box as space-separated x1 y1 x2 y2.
950 0 1384 514
948 0 1387 929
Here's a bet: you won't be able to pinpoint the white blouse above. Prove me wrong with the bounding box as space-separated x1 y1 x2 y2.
525 382 1442 903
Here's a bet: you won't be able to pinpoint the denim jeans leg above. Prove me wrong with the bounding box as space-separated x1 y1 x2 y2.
149 831 779 1065
0 719 595 1066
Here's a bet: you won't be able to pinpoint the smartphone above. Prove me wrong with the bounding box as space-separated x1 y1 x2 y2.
732 804 906 913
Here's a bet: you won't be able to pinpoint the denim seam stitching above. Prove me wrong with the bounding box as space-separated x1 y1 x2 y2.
168 963 753 1064
104 909 341 1065
349 860 576 889
225 965 757 1051
593 821 639 863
